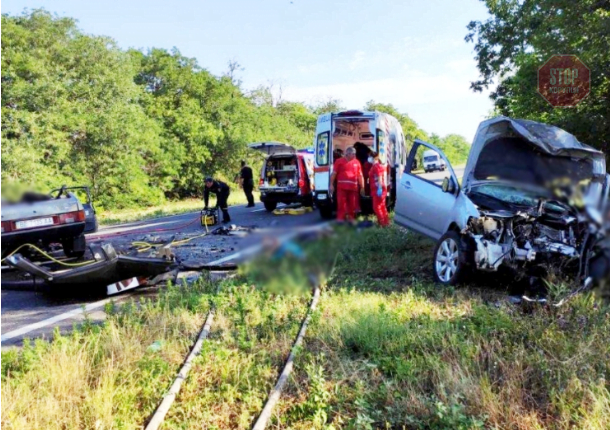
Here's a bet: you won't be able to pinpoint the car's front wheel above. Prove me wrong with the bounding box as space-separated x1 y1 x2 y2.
433 231 468 285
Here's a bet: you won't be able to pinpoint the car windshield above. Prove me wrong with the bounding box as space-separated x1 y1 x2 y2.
424 156 438 162
468 184 571 214
468 184 546 209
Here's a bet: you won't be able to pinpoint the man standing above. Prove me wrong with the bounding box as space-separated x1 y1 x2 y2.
204 177 231 223
239 160 255 208
330 146 364 221
369 152 390 227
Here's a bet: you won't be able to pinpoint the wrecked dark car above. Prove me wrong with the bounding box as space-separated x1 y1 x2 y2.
1 185 98 258
395 116 609 288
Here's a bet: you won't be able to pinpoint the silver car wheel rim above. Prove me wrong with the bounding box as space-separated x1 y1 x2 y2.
436 238 459 283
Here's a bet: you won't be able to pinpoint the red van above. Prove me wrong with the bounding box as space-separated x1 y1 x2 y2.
248 142 315 212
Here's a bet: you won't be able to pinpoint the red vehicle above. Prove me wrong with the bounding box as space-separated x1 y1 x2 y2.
248 142 315 212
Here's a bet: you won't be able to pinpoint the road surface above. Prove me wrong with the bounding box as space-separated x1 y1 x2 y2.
419 166 466 185
1 201 322 347
1 167 467 348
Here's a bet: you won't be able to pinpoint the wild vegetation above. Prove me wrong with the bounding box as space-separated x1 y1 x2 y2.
467 0 610 156
3 226 608 429
1 9 472 211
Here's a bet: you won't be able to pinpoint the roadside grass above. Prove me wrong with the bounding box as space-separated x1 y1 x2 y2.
270 226 610 429
2 225 609 429
1 279 217 430
98 191 260 226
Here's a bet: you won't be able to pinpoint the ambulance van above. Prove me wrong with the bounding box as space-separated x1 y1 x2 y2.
313 110 408 219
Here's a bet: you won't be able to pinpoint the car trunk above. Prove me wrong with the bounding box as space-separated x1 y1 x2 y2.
262 155 300 192
248 142 301 194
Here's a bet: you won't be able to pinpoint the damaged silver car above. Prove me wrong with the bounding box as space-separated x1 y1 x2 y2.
395 116 609 287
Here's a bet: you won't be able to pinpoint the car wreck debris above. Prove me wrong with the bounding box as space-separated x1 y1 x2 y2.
394 116 609 291
5 243 175 288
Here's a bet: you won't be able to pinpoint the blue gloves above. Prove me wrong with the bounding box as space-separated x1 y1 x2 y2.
377 184 383 197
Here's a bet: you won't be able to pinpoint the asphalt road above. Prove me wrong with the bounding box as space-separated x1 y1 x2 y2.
1 168 465 348
1 201 322 348
419 166 466 185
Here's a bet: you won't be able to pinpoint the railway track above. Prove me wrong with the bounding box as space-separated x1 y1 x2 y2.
144 281 323 430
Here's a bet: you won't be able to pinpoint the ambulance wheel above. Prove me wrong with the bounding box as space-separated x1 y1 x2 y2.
264 201 277 212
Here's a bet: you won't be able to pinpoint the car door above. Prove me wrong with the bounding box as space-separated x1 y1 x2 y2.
394 140 460 240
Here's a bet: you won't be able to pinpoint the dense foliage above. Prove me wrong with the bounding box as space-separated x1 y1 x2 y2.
2 10 470 209
466 0 610 156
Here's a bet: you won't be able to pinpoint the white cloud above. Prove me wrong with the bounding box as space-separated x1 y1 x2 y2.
260 36 494 140
282 60 493 140
283 61 482 106
349 50 366 70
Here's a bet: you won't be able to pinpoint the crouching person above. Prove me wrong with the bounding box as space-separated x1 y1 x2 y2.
369 152 390 227
204 177 231 223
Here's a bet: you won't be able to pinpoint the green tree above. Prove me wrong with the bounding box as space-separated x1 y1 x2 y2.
466 0 610 155
1 10 167 209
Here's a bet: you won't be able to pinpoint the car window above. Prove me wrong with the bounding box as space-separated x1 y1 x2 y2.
408 144 452 189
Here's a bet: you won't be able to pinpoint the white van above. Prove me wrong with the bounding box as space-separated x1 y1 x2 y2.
422 149 446 173
313 110 408 219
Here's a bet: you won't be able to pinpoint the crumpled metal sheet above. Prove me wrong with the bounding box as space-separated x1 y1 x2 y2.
463 116 606 191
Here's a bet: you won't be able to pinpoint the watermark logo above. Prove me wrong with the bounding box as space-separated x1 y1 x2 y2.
538 55 590 107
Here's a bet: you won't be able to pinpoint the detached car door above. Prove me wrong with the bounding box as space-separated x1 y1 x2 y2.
394 140 460 240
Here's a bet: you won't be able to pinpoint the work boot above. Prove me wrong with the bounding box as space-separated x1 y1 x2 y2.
222 209 231 223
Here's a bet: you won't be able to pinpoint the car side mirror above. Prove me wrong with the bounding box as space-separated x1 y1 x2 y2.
441 177 456 194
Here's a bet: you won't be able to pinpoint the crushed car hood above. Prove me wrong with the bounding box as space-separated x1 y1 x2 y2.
463 117 606 196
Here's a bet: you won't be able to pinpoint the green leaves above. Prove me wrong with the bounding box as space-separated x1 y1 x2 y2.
467 0 610 154
3 8 473 209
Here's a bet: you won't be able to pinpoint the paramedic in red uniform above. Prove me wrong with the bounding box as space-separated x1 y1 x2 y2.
330 147 364 221
369 151 390 227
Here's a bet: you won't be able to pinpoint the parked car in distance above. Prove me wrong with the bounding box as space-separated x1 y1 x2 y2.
249 142 315 212
423 149 446 172
1 185 98 258
394 116 608 287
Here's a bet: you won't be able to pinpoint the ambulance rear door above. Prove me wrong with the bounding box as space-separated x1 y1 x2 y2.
313 113 332 199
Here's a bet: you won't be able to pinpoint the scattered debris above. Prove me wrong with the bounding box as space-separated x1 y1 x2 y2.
148 269 179 286
212 225 255 236
107 276 148 295
273 206 313 215
5 243 175 289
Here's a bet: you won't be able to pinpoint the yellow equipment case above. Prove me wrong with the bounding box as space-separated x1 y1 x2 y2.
201 208 219 227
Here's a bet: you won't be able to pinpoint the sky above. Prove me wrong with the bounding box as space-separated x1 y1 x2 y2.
3 0 494 141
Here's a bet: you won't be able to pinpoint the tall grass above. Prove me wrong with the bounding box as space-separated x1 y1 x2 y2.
1 280 216 429
273 226 610 429
2 225 609 429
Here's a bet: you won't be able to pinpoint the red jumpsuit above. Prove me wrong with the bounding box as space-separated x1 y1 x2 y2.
369 162 390 227
333 157 362 221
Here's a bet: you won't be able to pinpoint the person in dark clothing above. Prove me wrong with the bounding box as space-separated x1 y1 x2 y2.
239 160 255 208
204 177 231 223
